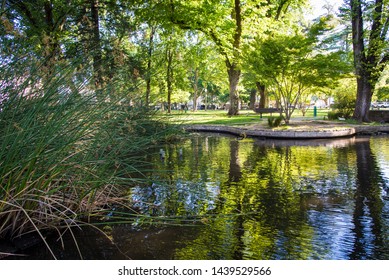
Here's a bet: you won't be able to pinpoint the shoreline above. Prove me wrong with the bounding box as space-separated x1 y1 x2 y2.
185 121 389 139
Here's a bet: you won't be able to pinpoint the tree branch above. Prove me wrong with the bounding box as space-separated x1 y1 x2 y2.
233 0 242 51
168 0 231 65
8 0 38 28
275 0 289 20
350 0 366 73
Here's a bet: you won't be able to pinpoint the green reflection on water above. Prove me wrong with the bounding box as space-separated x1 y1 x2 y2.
127 134 389 260
14 134 389 260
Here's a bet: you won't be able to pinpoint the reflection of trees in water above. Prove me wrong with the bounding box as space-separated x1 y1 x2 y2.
175 138 318 259
239 144 316 259
227 140 244 259
12 135 389 259
128 134 389 260
351 138 389 259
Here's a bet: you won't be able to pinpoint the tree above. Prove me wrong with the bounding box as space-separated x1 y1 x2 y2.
349 0 389 122
330 77 357 119
2 0 131 99
145 25 156 106
3 0 71 80
90 0 104 97
247 19 350 124
241 71 269 109
185 32 225 111
166 0 306 116
146 26 189 112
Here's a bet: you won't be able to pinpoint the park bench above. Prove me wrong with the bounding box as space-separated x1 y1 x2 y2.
253 107 282 118
369 110 389 123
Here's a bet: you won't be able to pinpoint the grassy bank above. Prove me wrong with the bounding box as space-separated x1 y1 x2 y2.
168 108 330 126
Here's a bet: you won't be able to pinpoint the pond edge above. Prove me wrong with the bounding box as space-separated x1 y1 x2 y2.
185 124 389 139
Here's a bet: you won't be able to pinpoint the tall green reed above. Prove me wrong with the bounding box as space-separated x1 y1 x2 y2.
0 60 180 258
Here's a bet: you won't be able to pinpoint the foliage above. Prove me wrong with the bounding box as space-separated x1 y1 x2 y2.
327 111 344 120
375 67 389 101
246 17 351 124
377 86 389 101
328 77 357 119
163 0 309 115
267 116 283 128
2 0 386 258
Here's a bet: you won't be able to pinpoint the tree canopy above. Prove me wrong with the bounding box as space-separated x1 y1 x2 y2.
246 16 351 123
1 0 387 121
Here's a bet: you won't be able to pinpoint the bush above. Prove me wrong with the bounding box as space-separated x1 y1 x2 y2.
327 111 345 120
331 90 355 119
268 116 283 127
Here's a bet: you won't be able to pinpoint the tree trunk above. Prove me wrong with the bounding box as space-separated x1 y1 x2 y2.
166 48 173 114
192 68 199 112
353 76 373 122
256 82 267 109
351 0 386 122
42 2 57 77
145 26 155 107
351 0 367 122
90 0 104 98
249 88 256 110
40 1 64 85
227 64 240 115
227 0 242 116
193 94 199 112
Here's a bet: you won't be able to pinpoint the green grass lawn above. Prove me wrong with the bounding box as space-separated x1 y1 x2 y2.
166 108 330 126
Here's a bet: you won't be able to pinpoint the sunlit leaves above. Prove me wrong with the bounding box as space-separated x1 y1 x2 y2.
246 19 350 122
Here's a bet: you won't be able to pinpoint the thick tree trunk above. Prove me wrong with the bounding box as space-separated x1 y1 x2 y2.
227 64 240 116
227 0 242 116
353 76 373 122
249 88 256 110
256 82 267 109
350 0 386 122
351 0 367 122
41 2 64 84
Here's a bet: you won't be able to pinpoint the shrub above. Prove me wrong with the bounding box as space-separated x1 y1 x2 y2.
331 90 355 119
268 116 283 127
327 111 345 120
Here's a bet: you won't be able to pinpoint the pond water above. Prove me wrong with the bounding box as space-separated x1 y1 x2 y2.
10 133 389 260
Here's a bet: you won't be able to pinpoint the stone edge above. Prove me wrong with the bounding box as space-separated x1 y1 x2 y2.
184 125 389 139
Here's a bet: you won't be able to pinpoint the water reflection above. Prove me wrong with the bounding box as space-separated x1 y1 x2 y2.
351 138 387 259
129 134 389 260
9 134 389 259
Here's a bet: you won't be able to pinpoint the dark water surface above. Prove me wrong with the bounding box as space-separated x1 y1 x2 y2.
11 133 389 259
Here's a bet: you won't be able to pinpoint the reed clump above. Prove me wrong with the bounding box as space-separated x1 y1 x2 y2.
0 63 178 257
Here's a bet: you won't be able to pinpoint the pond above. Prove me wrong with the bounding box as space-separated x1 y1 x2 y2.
8 133 389 260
